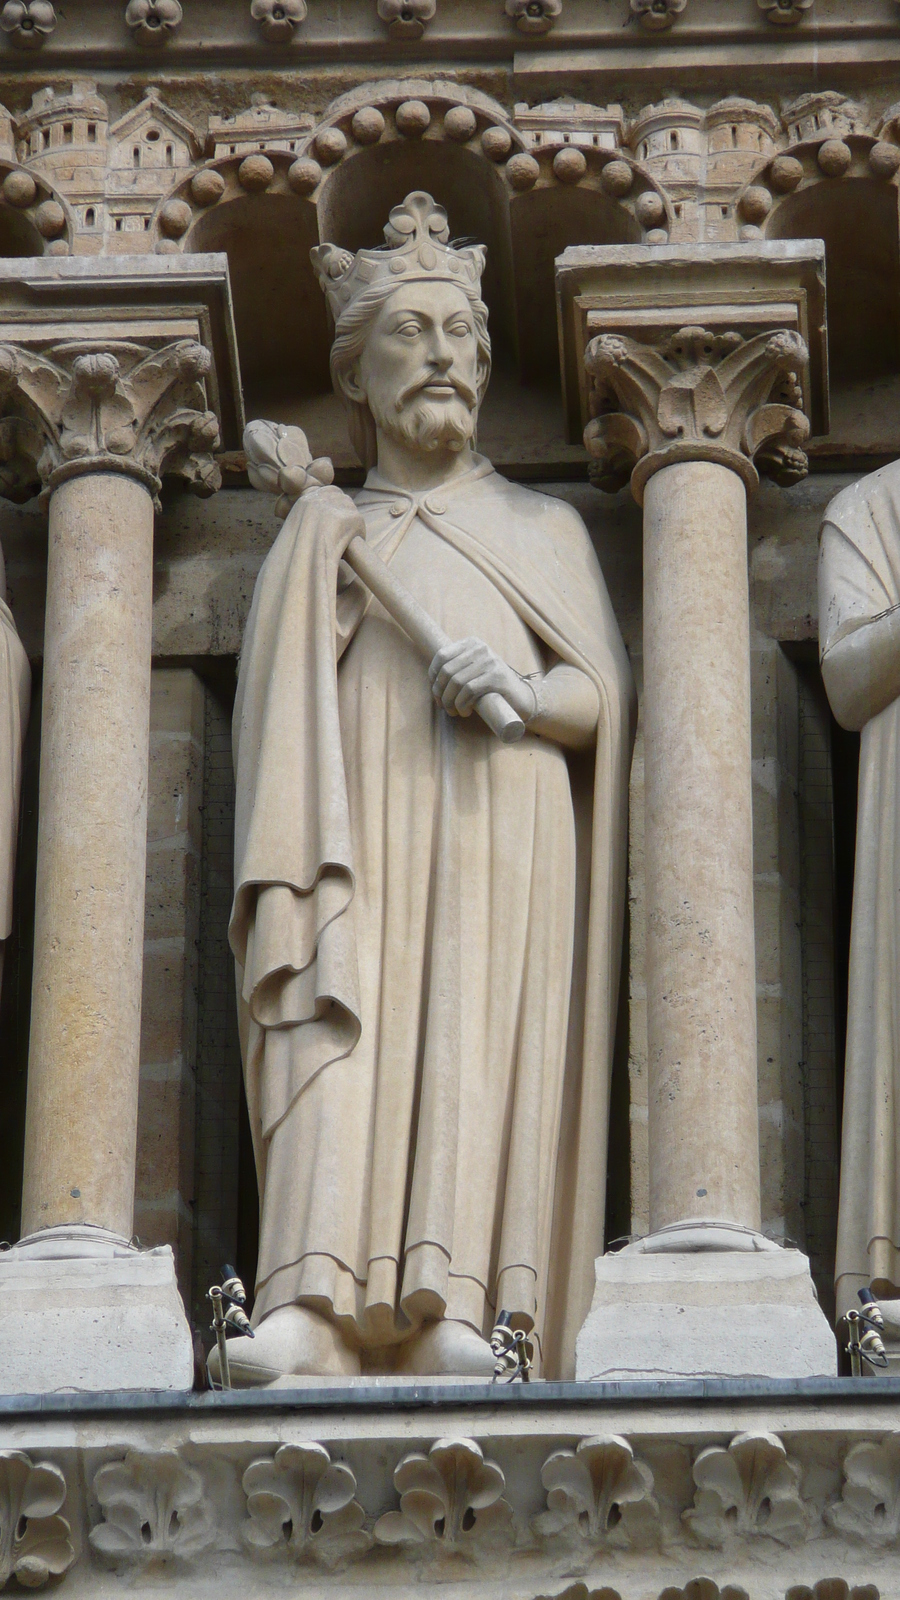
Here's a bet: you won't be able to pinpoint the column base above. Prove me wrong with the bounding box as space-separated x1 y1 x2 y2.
0 1225 194 1394
575 1219 837 1381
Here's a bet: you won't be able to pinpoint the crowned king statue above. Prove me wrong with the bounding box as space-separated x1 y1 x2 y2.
223 191 634 1382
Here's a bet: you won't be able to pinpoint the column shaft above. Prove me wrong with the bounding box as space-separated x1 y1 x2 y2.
21 472 154 1240
643 459 761 1233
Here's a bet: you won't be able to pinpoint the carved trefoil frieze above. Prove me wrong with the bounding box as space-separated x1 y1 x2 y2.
374 1438 514 1559
684 1432 809 1549
825 1432 900 1547
242 1443 372 1569
89 1448 217 1563
0 1451 75 1590
533 1434 660 1553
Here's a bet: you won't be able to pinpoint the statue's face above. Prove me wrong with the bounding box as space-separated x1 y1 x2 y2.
354 280 481 455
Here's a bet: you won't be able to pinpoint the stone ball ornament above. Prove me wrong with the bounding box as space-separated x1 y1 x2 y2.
238 153 274 190
505 0 562 34
601 159 634 197
1 169 36 207
443 105 477 142
287 156 322 193
0 0 55 48
159 198 192 238
769 154 804 192
375 0 436 39
250 0 307 41
817 137 852 176
481 125 512 161
738 184 773 224
553 146 586 184
125 0 182 45
630 0 687 30
505 152 539 190
351 106 385 144
190 168 226 206
33 198 65 238
314 126 347 163
869 140 900 179
394 99 431 137
635 189 666 229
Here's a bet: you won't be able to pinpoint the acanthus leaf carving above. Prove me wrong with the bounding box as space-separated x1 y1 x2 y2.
241 1443 372 1569
825 1432 900 1546
89 1448 217 1562
583 324 810 497
683 1432 809 1549
373 1438 513 1559
0 1451 75 1591
533 1434 659 1552
0 337 221 505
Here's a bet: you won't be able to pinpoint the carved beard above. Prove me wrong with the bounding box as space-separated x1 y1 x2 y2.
370 390 476 454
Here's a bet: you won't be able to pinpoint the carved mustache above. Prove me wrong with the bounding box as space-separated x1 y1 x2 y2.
395 372 478 411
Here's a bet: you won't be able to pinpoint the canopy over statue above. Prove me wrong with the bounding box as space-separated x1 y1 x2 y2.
226 192 634 1383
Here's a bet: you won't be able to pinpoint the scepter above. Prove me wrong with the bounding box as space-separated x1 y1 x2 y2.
243 421 525 745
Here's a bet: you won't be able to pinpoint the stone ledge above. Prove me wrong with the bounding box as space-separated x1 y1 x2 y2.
0 1385 895 1598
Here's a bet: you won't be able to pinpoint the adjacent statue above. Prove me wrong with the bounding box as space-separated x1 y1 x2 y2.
0 537 29 1007
820 463 900 1318
224 192 634 1383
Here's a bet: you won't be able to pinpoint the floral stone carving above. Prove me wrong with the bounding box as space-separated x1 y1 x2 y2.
683 1432 808 1548
89 1448 216 1561
0 338 221 504
534 1435 659 1551
758 0 814 22
375 0 435 38
374 1438 513 1558
125 0 182 44
242 1443 371 1569
583 325 810 496
505 0 562 33
825 1432 900 1546
630 0 687 28
0 0 54 49
0 1452 75 1590
250 0 306 41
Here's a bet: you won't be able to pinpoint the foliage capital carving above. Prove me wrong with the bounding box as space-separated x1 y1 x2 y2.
683 1431 809 1549
534 1434 659 1552
242 1442 372 1569
0 336 221 506
583 324 810 500
90 1448 217 1562
374 1438 513 1559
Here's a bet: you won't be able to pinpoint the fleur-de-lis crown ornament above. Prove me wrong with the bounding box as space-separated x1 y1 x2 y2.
310 190 486 323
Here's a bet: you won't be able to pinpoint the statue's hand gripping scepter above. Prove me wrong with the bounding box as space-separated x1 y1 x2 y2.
243 421 525 745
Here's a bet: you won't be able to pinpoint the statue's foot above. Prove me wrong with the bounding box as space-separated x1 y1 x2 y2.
208 1304 360 1387
396 1318 496 1378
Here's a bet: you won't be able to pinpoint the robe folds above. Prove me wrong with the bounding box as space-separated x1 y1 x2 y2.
0 596 29 944
820 463 900 1318
231 456 634 1377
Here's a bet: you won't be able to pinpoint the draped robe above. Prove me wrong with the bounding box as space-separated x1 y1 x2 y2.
231 457 634 1377
820 463 900 1318
0 595 29 954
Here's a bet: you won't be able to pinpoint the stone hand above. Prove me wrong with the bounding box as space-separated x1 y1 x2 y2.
429 637 538 721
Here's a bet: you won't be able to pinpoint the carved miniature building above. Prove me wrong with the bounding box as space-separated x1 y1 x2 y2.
0 2 897 1597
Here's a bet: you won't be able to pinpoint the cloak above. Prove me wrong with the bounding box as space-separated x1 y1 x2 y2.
231 457 635 1375
820 462 900 1317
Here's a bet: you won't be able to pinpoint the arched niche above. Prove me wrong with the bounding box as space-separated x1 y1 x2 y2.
186 192 328 416
0 207 44 257
767 178 900 385
510 185 643 383
317 140 516 362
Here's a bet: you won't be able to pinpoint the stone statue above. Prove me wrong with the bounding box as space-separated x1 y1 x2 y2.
820 462 900 1319
0 537 29 1006
223 192 634 1383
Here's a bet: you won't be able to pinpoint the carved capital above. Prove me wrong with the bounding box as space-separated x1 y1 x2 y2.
0 336 221 506
582 324 810 501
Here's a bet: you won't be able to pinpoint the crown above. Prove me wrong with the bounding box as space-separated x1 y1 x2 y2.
310 191 487 323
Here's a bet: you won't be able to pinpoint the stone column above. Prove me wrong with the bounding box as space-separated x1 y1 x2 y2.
572 320 836 1378
0 258 239 1393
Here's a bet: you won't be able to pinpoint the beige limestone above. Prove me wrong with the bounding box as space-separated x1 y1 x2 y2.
643 460 761 1232
820 461 900 1318
22 473 154 1240
229 193 634 1383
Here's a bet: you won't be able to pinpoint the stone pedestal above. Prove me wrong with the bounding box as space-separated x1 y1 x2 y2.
557 243 835 1378
0 1227 193 1394
0 255 241 1394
